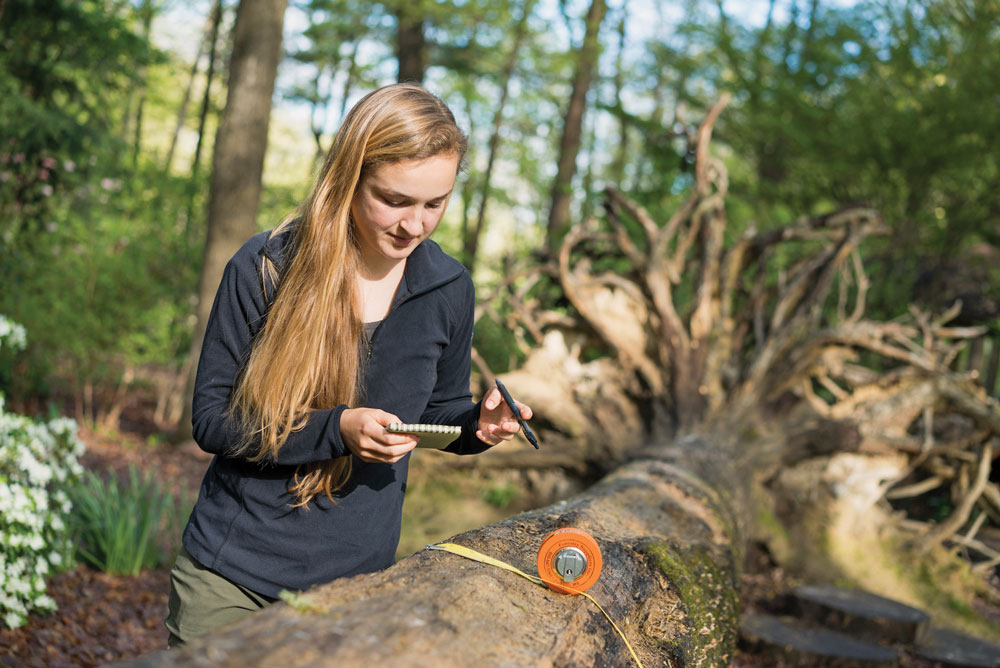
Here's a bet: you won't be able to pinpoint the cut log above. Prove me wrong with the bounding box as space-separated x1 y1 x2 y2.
740 612 899 667
121 446 745 667
792 584 930 644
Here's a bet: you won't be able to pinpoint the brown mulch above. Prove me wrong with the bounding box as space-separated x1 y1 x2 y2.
0 566 170 667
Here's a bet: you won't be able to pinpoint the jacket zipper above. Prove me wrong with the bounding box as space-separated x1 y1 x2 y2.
364 264 465 361
366 320 384 361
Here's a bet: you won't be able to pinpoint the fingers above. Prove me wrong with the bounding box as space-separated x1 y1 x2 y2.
483 386 502 411
477 386 533 447
484 387 532 419
342 408 417 463
475 418 521 446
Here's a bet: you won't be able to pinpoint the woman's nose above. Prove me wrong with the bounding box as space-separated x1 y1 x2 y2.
400 207 424 234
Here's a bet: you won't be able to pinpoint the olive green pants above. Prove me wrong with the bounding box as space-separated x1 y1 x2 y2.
165 545 277 647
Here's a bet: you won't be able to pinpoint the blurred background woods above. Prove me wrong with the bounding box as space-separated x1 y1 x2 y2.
1 0 998 432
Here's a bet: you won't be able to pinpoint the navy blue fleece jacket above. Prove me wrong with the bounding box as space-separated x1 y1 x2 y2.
182 227 487 597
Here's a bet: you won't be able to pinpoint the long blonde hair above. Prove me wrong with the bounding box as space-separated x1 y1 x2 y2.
229 83 467 507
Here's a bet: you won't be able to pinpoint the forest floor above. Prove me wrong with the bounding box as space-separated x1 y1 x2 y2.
0 417 981 667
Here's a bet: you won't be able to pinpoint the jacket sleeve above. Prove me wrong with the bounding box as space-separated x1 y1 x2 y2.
191 248 350 466
420 274 491 455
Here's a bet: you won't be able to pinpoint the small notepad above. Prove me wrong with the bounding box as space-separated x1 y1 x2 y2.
385 423 462 450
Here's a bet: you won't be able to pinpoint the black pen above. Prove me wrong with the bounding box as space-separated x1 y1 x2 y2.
494 378 539 449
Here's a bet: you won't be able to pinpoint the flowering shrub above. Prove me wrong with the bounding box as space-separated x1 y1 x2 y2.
0 315 26 351
0 318 84 629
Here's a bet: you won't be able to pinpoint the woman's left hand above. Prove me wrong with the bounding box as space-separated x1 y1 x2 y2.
476 386 533 446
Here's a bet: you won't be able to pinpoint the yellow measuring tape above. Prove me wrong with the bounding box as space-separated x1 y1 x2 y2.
426 542 644 668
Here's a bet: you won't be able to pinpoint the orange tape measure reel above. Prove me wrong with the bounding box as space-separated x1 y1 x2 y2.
536 527 603 595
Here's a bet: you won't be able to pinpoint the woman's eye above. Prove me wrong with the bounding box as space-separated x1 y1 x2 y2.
383 199 405 207
426 202 443 209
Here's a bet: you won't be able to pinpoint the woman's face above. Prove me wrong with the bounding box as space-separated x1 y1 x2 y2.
351 153 460 273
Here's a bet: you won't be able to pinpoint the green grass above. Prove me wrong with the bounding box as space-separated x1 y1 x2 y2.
69 463 189 575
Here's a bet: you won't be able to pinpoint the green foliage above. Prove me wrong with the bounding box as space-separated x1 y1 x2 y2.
481 481 518 509
0 0 194 407
1 162 200 404
0 319 84 629
68 463 188 576
690 0 1000 318
472 312 526 374
0 0 154 246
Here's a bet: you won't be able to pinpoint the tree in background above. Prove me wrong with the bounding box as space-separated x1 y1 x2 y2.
394 2 427 83
455 0 538 272
0 0 149 246
545 0 607 254
287 0 377 166
182 0 289 431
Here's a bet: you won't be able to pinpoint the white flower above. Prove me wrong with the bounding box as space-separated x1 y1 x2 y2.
34 594 56 611
0 316 27 352
0 380 84 627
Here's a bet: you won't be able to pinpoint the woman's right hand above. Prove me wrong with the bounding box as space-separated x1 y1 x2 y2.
340 408 418 463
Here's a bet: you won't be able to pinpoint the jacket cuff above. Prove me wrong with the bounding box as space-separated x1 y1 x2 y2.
329 404 350 458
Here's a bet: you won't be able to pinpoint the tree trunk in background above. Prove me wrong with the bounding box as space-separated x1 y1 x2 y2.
180 0 287 434
462 0 536 274
395 7 425 83
164 29 207 175
609 10 628 187
130 0 154 167
191 0 225 184
545 0 606 254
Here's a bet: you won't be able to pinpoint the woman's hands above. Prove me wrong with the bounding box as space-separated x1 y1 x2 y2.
342 388 534 459
476 386 533 447
340 408 418 463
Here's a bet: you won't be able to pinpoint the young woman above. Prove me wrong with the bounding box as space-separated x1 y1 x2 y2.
165 83 531 646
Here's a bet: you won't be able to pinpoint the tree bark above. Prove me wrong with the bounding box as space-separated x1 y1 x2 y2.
546 0 607 254
180 0 287 434
395 7 425 83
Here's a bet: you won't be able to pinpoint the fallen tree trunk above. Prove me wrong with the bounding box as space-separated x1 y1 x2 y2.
127 94 1000 665
126 436 745 667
